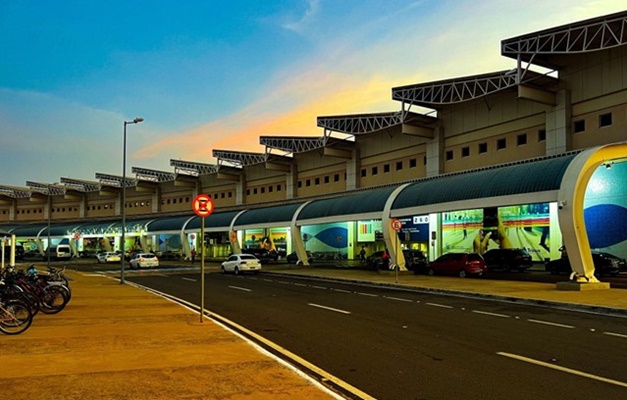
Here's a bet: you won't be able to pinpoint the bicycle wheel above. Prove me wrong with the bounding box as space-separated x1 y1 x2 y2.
39 286 69 314
0 301 33 335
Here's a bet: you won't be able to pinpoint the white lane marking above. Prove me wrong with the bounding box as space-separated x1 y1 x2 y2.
262 278 273 282
181 277 196 282
384 296 414 303
277 280 291 284
154 274 169 278
311 285 327 290
426 302 453 309
331 288 351 293
357 292 378 297
308 303 351 315
604 331 627 339
472 310 510 318
228 285 252 292
498 352 627 388
293 283 308 287
527 319 574 329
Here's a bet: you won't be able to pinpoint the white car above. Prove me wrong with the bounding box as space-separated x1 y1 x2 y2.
221 254 262 274
129 253 159 269
97 251 121 264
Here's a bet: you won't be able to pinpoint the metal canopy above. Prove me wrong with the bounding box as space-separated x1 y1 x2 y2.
59 177 100 192
260 136 327 154
213 150 267 167
132 167 176 183
25 181 65 195
170 159 219 176
95 173 136 188
297 187 397 223
317 111 431 134
392 70 557 108
502 10 627 68
0 185 31 198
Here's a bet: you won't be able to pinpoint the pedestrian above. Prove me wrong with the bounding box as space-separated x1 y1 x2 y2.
381 248 390 270
191 247 196 264
360 246 366 264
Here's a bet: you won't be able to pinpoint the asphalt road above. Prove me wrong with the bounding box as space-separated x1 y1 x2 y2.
128 271 627 400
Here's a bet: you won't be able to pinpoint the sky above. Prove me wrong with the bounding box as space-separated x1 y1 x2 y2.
0 0 624 188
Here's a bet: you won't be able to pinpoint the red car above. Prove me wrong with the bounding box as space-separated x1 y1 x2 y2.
427 253 487 278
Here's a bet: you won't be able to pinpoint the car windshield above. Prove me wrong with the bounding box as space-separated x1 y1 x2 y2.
240 254 257 260
468 253 483 261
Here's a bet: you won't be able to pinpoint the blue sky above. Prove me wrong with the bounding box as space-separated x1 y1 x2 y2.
0 0 623 187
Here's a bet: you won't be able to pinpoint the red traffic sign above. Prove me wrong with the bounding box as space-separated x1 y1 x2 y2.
192 194 214 218
391 219 402 231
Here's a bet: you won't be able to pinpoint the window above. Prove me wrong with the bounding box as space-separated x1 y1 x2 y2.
246 189 250 195
517 133 527 146
297 181 302 188
461 147 470 157
306 179 311 187
538 129 546 142
277 184 282 192
409 158 417 168
445 150 453 161
269 185 273 192
396 161 403 171
423 156 427 165
573 119 585 133
253 188 258 194
334 174 339 182
478 142 488 154
383 164 390 173
229 191 233 197
361 168 366 177
599 112 612 127
314 177 320 185
324 175 329 184
372 166 378 175
260 187 265 194
497 138 507 150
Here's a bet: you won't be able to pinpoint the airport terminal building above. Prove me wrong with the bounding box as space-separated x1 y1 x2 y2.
1 11 626 281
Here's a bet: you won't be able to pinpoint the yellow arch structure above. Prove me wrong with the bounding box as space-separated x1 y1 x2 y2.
557 142 627 282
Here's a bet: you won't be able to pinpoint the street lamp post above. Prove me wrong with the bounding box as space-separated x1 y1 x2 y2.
120 117 143 284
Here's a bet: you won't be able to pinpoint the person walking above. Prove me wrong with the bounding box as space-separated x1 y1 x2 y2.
360 246 366 264
191 247 197 264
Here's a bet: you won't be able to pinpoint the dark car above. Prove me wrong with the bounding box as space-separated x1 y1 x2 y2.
482 248 532 272
427 252 487 278
367 251 388 269
3 243 25 260
546 251 623 277
402 249 428 274
242 248 279 264
286 251 313 264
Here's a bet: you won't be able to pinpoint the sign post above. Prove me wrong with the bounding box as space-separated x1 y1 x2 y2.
192 194 214 323
391 219 402 283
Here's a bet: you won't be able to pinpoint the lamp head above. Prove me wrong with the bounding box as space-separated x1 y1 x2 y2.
133 117 144 124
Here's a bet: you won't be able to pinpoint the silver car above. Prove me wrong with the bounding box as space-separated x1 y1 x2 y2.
129 253 160 269
221 254 262 274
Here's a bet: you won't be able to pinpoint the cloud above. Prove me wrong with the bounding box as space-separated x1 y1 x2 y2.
282 0 320 34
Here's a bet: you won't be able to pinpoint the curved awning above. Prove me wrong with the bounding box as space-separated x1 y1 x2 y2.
7 224 48 238
392 153 578 216
146 215 196 234
233 203 305 230
297 187 397 225
187 211 242 232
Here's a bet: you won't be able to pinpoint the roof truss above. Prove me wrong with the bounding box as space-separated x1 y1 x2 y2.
0 185 31 198
317 111 404 134
95 173 137 188
60 177 100 192
260 136 327 154
502 11 627 57
170 159 219 176
25 181 65 195
131 167 176 183
213 150 267 167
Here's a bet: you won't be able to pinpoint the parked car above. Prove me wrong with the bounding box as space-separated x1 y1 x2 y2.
97 251 121 264
242 248 278 264
3 243 25 260
221 254 262 274
366 251 388 269
482 248 532 272
427 252 487 278
44 245 72 261
129 253 160 269
286 251 313 264
545 251 623 277
402 249 428 274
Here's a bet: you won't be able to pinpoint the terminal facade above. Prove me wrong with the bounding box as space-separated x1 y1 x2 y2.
1 11 626 281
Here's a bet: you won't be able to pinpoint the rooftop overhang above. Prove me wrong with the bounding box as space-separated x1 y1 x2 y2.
317 111 436 138
213 149 266 168
0 185 31 200
261 136 327 154
170 159 219 176
392 70 558 108
501 10 627 69
132 167 175 183
25 181 65 203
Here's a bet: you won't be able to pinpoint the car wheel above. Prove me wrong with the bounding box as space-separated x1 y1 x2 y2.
221 266 226 274
234 266 240 275
427 268 435 276
458 269 467 278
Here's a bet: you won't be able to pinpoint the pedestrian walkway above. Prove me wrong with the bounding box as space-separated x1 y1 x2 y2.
0 270 341 400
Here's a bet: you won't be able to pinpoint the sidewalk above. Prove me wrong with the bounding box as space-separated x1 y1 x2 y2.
0 270 340 400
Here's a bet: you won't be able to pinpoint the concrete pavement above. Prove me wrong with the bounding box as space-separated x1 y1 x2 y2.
1 262 626 400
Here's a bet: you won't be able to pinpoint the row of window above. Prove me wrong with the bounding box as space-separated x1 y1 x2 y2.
361 157 424 178
246 185 281 196
446 129 546 161
297 173 343 188
574 112 612 133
